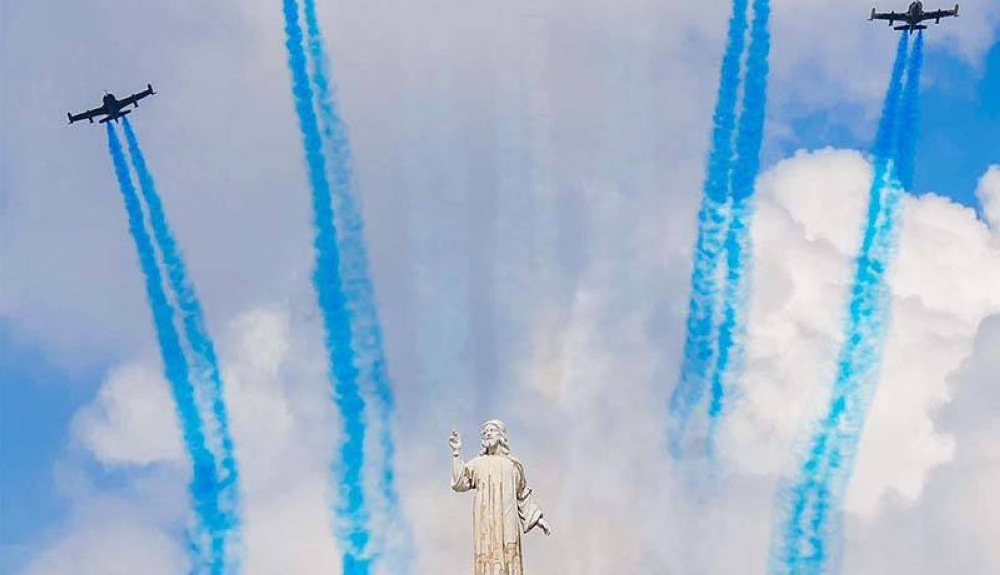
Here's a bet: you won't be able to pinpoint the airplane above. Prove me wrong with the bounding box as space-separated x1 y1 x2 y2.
67 83 156 125
869 2 959 33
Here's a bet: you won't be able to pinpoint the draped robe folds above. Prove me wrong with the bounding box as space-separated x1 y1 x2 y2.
452 454 544 575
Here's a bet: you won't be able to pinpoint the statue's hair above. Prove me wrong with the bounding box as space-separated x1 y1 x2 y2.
479 420 511 456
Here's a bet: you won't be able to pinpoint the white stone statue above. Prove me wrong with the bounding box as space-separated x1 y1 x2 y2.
450 420 551 575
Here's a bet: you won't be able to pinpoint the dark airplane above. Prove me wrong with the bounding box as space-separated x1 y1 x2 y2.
67 84 156 125
870 2 959 33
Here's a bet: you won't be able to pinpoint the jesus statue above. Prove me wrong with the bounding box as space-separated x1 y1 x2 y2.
450 420 551 575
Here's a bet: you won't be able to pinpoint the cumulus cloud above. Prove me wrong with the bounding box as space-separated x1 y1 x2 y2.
845 314 1000 575
72 362 185 467
977 165 1000 231
30 307 344 574
722 149 1000 518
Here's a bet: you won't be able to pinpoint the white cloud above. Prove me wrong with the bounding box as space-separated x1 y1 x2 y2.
852 187 1000 512
239 476 343 575
977 165 1000 231
23 491 187 575
845 314 1000 575
721 149 1000 518
72 362 185 467
30 307 345 574
25 524 185 575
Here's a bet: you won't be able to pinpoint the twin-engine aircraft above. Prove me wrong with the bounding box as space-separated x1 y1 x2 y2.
870 2 959 33
68 84 156 125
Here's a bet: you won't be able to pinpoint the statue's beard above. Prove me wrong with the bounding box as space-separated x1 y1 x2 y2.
480 437 509 456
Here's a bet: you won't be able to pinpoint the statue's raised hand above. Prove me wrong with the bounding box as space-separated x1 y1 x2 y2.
449 430 462 454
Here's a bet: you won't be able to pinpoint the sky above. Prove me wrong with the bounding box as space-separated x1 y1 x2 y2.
1 0 998 573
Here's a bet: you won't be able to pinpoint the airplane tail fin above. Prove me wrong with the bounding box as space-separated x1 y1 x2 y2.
869 7 875 21
67 112 73 124
147 83 155 95
954 4 959 16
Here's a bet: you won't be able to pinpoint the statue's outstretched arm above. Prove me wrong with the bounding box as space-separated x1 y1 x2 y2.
450 430 472 492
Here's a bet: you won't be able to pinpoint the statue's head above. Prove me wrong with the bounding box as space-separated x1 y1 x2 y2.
479 419 510 455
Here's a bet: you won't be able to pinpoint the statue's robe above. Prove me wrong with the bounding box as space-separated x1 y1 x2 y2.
452 453 544 575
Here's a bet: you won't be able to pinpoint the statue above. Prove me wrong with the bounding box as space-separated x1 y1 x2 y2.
450 420 551 575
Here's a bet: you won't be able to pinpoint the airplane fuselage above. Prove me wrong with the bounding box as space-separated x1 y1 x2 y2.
907 2 925 22
102 94 127 119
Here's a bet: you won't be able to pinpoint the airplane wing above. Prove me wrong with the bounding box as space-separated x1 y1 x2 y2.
920 7 959 22
870 10 900 22
119 84 155 108
68 105 106 123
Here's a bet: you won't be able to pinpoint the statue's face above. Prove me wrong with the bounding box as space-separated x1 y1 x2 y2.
481 424 502 450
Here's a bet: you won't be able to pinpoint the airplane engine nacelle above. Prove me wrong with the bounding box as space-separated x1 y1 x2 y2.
935 17 940 23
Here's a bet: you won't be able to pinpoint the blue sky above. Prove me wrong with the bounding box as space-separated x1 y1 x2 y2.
916 38 999 207
1 1 998 573
776 34 999 208
0 321 93 566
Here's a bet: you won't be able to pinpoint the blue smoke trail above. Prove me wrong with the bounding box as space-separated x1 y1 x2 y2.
771 33 917 574
668 0 749 457
301 0 411 568
106 124 226 574
121 118 243 569
281 1 371 573
706 0 771 450
895 32 923 191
